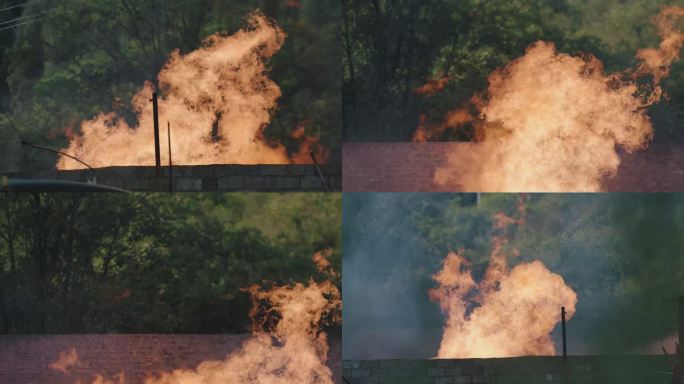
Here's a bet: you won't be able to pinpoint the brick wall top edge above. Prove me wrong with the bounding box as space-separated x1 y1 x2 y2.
2 164 341 175
45 164 342 175
351 354 666 364
0 333 251 338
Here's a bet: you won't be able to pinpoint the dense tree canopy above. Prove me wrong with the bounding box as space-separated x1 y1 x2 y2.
343 193 684 354
0 0 340 172
0 192 341 334
343 0 684 141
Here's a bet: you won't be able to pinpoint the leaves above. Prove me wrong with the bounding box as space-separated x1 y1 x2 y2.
0 0 340 171
0 192 340 334
343 0 684 141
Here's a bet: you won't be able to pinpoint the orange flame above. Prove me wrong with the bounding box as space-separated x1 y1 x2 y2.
412 106 475 142
49 347 79 373
429 200 577 358
635 6 684 91
52 253 341 384
313 249 339 278
414 75 450 96
290 123 330 164
421 6 683 191
57 12 325 169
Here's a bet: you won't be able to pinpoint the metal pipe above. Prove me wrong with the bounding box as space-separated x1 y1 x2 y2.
310 150 330 192
562 306 567 363
152 92 161 177
20 140 97 181
167 121 172 192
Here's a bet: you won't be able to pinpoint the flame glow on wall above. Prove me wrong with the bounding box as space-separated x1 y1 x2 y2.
57 12 326 170
414 6 683 192
49 252 341 384
429 198 577 358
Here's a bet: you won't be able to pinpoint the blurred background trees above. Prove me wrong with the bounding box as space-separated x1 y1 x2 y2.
343 193 684 355
343 0 684 141
0 192 341 334
0 0 340 172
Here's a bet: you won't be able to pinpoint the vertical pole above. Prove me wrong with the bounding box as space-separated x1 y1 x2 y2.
562 306 567 363
310 151 330 192
167 121 172 192
679 296 683 384
152 92 161 177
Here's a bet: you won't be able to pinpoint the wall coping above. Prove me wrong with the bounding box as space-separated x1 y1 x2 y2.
3 163 342 192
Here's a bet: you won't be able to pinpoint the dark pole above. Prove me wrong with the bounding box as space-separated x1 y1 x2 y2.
310 150 330 192
152 92 161 177
167 121 172 192
561 306 567 363
20 140 97 181
679 295 683 384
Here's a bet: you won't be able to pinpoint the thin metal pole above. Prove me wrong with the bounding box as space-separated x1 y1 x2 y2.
152 92 161 177
561 306 567 363
310 151 330 192
167 121 172 192
20 140 97 181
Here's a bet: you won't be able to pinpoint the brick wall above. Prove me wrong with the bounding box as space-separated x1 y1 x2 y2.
4 164 342 192
342 355 671 384
0 334 342 384
342 142 684 192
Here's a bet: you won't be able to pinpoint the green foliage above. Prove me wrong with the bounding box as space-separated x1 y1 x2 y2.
0 0 340 171
0 192 341 334
343 0 684 141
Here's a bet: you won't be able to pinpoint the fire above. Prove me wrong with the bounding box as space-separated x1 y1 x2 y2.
312 249 338 277
290 123 330 164
429 199 577 358
414 75 450 96
413 107 474 142
48 347 79 373
417 6 683 192
57 12 325 170
51 253 341 384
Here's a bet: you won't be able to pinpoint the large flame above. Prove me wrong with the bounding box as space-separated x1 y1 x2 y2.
57 12 325 169
416 6 683 192
429 199 577 358
50 253 341 384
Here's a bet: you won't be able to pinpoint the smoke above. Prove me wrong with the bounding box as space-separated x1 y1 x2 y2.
417 6 683 192
57 12 325 169
342 193 450 359
583 193 684 352
343 193 684 359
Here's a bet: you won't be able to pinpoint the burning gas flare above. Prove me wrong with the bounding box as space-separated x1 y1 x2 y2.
51 253 341 384
416 6 683 192
57 12 326 169
429 198 577 358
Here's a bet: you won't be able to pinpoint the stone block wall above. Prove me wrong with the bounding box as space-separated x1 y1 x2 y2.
4 163 341 192
342 355 671 384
